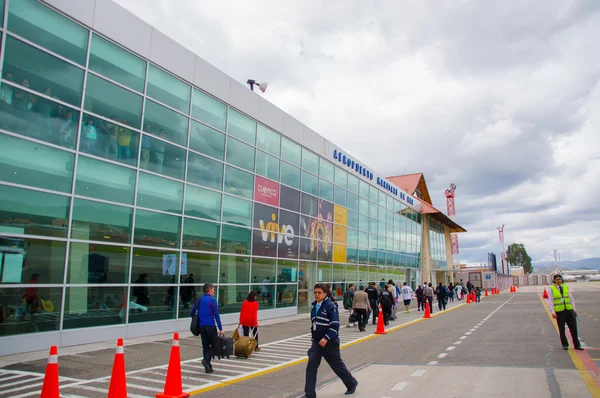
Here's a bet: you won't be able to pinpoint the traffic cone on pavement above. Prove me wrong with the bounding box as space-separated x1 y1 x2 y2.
466 293 471 304
471 292 476 302
108 338 127 398
543 288 548 299
156 333 189 398
41 346 59 398
423 301 432 319
485 288 489 297
374 305 387 334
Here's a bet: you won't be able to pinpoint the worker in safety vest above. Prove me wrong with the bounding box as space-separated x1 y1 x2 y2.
547 274 582 350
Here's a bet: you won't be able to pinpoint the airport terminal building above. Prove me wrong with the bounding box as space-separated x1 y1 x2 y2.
0 0 465 354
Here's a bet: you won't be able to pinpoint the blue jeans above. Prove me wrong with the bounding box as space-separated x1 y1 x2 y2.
119 145 131 160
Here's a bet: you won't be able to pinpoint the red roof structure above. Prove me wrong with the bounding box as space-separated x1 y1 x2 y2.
386 173 432 204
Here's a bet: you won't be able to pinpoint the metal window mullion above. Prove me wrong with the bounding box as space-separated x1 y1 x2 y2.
216 105 230 305
86 69 142 96
4 31 86 70
0 79 79 110
0 127 78 154
0 0 8 80
0 181 72 198
59 29 92 332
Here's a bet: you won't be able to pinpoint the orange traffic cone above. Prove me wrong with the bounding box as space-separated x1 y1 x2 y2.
374 305 387 334
543 288 548 299
157 333 189 398
40 346 59 398
466 293 471 304
423 300 431 319
485 288 489 297
108 338 127 398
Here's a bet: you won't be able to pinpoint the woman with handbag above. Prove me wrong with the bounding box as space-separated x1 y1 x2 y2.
239 291 260 351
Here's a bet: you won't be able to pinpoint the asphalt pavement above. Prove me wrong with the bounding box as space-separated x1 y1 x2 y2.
0 283 599 397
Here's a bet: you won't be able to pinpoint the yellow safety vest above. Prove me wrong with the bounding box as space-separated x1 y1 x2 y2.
550 284 573 312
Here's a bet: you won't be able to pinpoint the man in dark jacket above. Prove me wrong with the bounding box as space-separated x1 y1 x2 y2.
305 283 357 397
379 285 394 326
436 282 447 311
415 285 424 311
364 282 379 324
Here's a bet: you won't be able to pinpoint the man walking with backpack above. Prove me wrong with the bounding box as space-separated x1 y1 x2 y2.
190 283 225 373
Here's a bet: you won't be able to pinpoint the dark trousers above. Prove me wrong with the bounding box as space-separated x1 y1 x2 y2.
557 310 581 348
382 305 392 325
199 326 217 365
417 298 424 310
305 340 356 398
426 297 434 313
438 298 446 311
369 299 377 324
242 325 259 347
354 309 367 331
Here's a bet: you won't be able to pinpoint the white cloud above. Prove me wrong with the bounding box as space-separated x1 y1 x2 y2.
116 0 600 262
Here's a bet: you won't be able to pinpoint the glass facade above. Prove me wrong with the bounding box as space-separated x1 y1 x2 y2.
429 219 448 269
0 0 424 338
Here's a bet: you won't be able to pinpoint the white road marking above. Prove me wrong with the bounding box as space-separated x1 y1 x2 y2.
454 341 462 345
410 370 426 377
391 381 410 391
460 336 468 340
465 332 472 335
470 328 476 331
446 346 456 351
437 353 448 358
428 361 438 365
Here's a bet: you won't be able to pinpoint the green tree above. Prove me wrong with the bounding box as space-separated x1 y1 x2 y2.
506 243 533 274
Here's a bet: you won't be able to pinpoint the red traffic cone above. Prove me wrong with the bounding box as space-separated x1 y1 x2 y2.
157 333 189 398
374 305 387 334
543 288 548 299
423 301 431 319
485 288 489 297
466 293 471 304
108 338 127 398
40 346 59 398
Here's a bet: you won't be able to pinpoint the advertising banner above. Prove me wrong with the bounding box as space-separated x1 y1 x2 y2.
254 175 279 207
333 205 348 263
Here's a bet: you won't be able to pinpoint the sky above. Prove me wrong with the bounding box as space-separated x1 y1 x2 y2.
115 0 600 265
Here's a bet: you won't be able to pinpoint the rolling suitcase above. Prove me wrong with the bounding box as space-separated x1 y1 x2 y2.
234 327 257 358
212 335 234 359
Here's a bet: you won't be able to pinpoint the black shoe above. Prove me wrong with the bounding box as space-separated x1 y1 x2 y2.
562 346 569 350
575 346 584 351
345 381 358 395
202 359 212 373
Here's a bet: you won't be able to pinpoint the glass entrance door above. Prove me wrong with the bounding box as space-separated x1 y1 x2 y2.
297 261 314 313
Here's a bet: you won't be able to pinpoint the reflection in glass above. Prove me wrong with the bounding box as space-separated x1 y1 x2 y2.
276 284 297 308
131 248 178 284
84 74 143 129
185 252 218 284
222 195 252 227
80 114 139 167
139 134 185 180
335 167 347 188
301 171 318 196
256 125 280 156
348 175 359 194
0 287 62 337
226 137 255 172
0 236 65 284
281 137 301 166
255 150 280 181
68 243 129 284
184 185 221 221
0 185 70 238
192 89 227 131
0 134 73 193
143 100 189 147
71 199 132 243
190 120 225 160
334 185 347 207
319 160 334 181
63 286 126 329
136 172 183 213
224 166 253 200
187 152 223 191
133 210 180 248
182 218 219 252
128 285 177 324
277 260 298 283
75 155 135 205
251 258 276 284
217 285 249 315
319 180 334 202
146 65 191 113
317 263 332 283
89 34 146 92
228 109 256 144
221 225 251 255
301 149 319 175
220 255 250 284
0 85 81 150
280 162 301 189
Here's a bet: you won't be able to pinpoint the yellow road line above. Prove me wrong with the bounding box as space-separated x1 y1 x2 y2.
188 302 467 395
536 292 600 397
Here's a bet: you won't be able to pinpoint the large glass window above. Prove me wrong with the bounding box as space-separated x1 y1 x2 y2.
3 36 84 107
131 249 178 285
187 152 223 191
0 83 81 150
191 89 226 131
143 100 189 147
319 160 334 182
133 210 180 248
251 258 276 284
75 155 135 205
182 218 219 252
217 284 248 314
224 166 253 200
184 185 221 221
67 243 129 284
0 287 62 336
221 225 251 255
139 135 185 180
226 137 255 172
84 74 143 129
280 162 300 189
0 134 73 193
319 180 334 202
63 286 126 329
89 34 146 93
146 65 190 114
334 185 347 207
335 167 347 188
7 0 88 65
0 237 66 284
255 150 280 181
220 255 250 284
127 284 177 323
301 171 318 196
185 252 218 284
348 175 359 194
190 120 225 160
369 185 378 203
301 149 319 175
71 199 132 243
347 192 359 211
222 195 252 227
281 137 301 166
347 211 359 229
359 180 369 199
136 172 183 213
359 198 369 215
0 185 69 238
227 109 256 144
79 115 138 166
256 125 280 157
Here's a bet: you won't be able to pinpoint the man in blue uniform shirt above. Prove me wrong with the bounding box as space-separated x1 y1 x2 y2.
190 283 224 373
304 283 357 397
